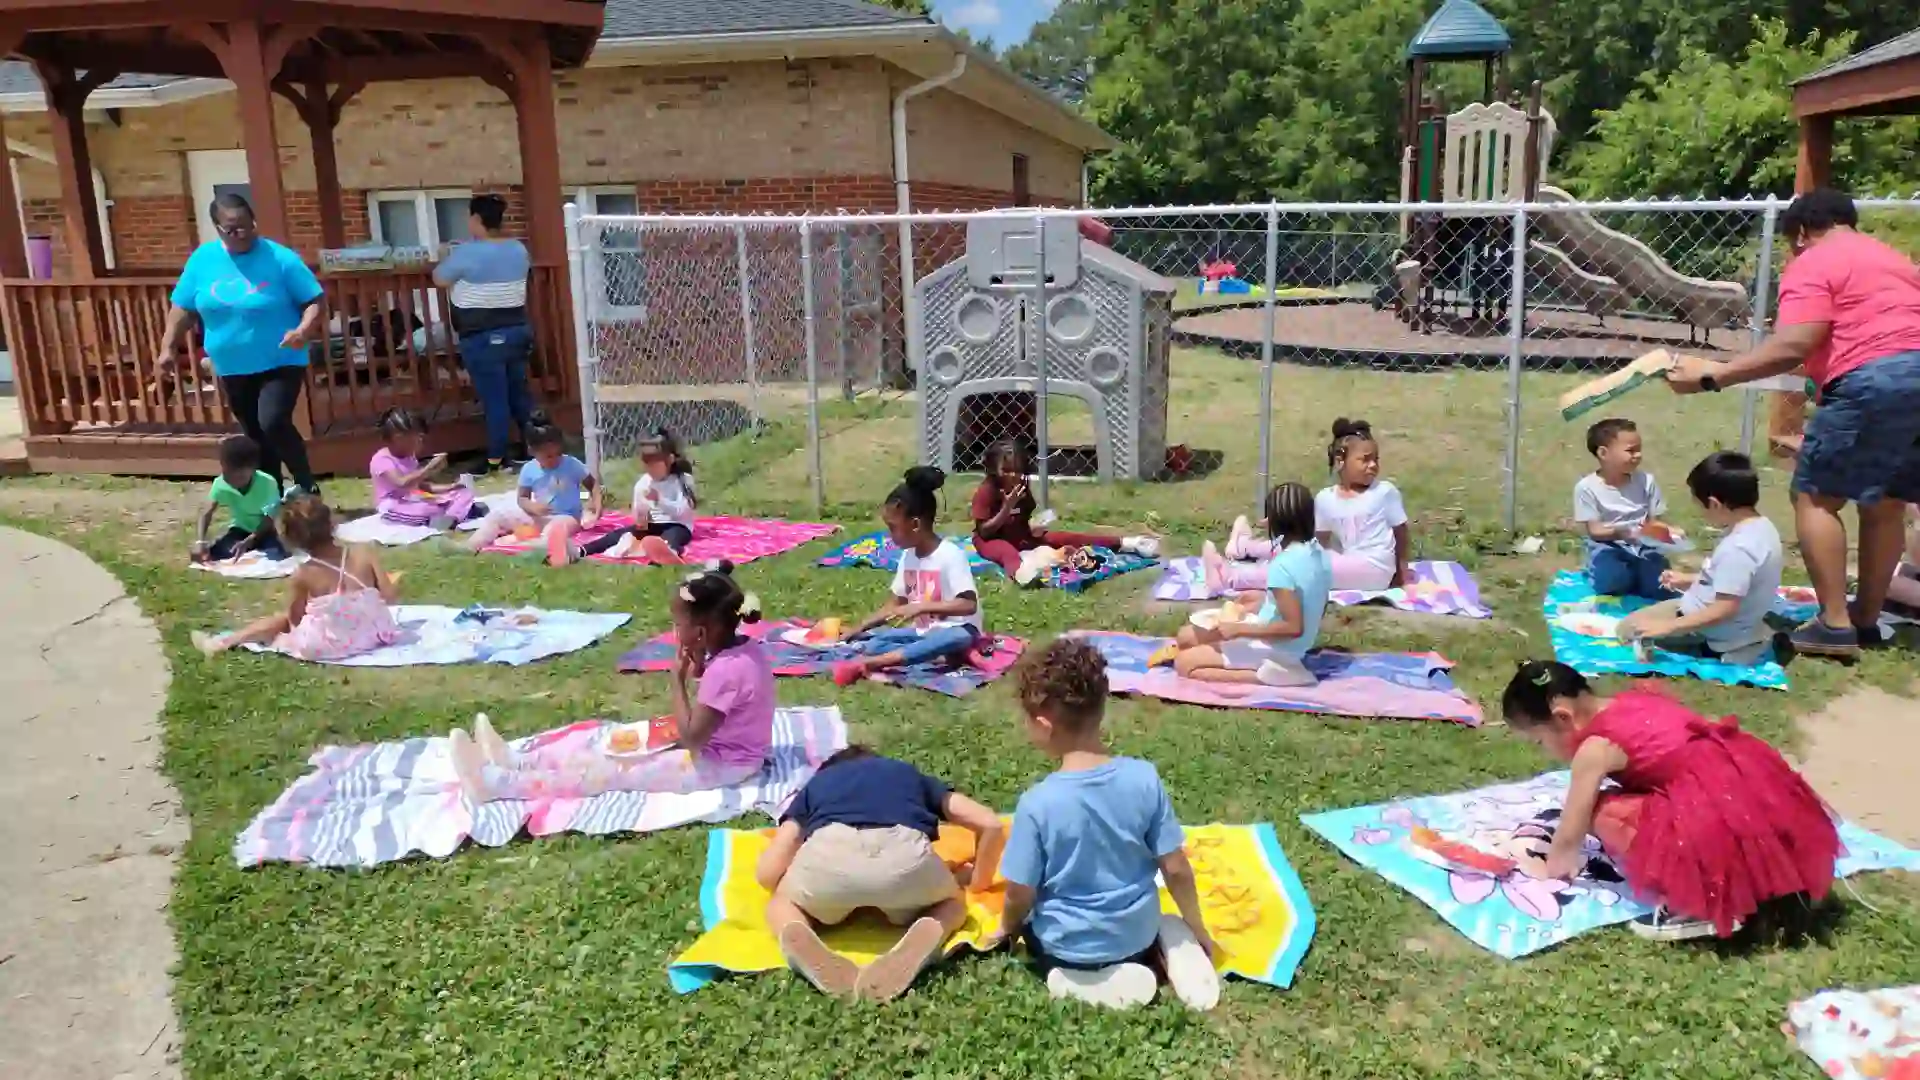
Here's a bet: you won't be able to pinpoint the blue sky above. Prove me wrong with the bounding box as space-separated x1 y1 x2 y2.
928 0 1054 48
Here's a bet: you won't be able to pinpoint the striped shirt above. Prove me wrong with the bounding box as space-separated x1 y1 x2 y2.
434 237 529 335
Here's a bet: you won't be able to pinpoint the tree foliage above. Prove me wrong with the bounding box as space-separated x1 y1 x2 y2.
1001 0 1916 206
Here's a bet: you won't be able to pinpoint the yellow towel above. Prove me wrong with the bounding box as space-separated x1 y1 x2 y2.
667 822 1315 993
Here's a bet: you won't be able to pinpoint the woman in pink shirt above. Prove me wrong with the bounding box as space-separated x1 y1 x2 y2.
1669 189 1920 658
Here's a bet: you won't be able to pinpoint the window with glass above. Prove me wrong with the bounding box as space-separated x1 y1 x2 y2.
573 187 645 320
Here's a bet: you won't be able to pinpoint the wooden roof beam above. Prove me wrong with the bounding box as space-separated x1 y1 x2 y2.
1793 54 1920 118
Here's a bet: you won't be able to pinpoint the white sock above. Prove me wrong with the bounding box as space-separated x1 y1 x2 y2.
1122 535 1160 558
1256 657 1317 688
472 713 515 767
1157 915 1220 1012
606 533 637 559
447 729 493 803
1045 963 1158 1010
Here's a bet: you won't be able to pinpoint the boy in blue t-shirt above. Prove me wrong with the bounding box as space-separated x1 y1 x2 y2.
997 637 1221 1011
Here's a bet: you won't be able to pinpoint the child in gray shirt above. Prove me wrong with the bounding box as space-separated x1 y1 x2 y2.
1620 452 1782 665
1573 418 1672 598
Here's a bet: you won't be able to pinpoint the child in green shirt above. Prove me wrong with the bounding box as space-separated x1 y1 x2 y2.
192 435 289 563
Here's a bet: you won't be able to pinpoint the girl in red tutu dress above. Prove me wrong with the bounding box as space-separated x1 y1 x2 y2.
1500 661 1840 941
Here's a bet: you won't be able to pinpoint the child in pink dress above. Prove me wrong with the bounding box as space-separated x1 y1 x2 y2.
194 496 402 661
1501 660 1840 941
369 408 477 529
448 561 774 800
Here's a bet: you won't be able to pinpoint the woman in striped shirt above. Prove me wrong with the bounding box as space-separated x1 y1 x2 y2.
434 194 537 473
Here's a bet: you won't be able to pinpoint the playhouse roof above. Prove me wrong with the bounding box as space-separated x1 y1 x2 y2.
1406 0 1511 60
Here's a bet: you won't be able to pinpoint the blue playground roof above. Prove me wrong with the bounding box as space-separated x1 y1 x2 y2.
1406 0 1511 60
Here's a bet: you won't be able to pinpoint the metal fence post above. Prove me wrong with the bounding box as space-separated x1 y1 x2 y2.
1256 206 1279 512
1032 213 1050 513
1501 206 1528 533
733 224 760 431
799 219 824 514
1738 203 1779 456
563 201 601 478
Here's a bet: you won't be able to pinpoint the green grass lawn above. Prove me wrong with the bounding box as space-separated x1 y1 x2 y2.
3 346 1916 1080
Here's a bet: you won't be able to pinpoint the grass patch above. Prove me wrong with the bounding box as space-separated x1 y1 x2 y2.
2 349 1914 1080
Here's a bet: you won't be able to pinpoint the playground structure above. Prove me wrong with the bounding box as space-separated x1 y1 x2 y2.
912 215 1176 482
1392 0 1751 341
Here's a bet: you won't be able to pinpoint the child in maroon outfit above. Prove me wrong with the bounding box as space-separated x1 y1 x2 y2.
970 441 1157 582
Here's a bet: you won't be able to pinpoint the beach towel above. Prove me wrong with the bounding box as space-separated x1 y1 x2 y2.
333 516 442 546
1544 571 1790 690
484 513 837 566
667 821 1315 994
817 531 1155 591
1074 631 1483 725
187 552 306 579
617 619 1023 698
1155 557 1492 618
238 604 629 667
233 705 846 868
817 531 999 575
1299 770 1920 959
1786 986 1920 1080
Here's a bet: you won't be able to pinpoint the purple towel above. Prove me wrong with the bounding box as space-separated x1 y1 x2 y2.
1074 630 1483 724
1153 558 1492 619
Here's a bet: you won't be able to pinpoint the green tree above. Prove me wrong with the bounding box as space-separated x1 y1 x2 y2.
1001 0 1113 104
868 0 930 14
1565 21 1919 199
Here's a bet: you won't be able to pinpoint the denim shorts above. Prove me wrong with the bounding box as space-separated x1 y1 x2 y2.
1793 350 1920 505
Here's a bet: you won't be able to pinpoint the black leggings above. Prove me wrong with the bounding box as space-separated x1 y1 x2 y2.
580 520 693 557
220 365 314 493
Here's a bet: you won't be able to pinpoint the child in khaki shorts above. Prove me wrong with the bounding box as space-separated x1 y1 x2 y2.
756 747 1004 1002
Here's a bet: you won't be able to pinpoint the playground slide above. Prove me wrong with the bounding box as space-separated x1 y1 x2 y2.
1528 240 1630 317
1533 185 1751 330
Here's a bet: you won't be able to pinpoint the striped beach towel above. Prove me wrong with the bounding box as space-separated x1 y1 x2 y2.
233 706 847 868
1154 557 1493 618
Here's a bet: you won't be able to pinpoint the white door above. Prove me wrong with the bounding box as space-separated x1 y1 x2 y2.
187 150 252 245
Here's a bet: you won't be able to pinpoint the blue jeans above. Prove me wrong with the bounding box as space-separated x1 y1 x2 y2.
855 624 978 665
1587 541 1669 599
458 323 535 460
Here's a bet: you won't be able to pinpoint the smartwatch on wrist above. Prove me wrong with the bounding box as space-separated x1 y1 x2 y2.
1699 374 1720 392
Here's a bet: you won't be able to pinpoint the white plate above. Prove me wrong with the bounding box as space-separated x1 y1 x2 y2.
778 626 841 649
1553 612 1624 639
599 720 676 761
1189 609 1222 631
1637 528 1693 554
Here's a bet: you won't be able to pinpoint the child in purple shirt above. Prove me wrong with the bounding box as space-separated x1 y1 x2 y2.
369 408 478 528
448 562 773 800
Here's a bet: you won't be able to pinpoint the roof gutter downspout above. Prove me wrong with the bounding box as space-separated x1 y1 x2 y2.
892 52 966 386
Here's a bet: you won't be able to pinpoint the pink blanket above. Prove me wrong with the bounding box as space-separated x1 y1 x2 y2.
484 514 838 566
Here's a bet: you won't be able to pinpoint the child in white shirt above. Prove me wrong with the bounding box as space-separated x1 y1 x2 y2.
579 430 698 563
832 467 982 685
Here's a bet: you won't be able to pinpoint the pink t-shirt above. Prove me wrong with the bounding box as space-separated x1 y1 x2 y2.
1775 230 1920 389
695 639 775 770
369 448 417 508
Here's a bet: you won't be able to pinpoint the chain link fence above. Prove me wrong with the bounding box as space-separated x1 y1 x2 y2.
566 196 1920 537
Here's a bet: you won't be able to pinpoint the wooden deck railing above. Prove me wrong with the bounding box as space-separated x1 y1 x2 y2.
1 265 575 442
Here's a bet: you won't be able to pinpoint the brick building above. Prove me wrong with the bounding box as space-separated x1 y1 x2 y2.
0 0 1111 276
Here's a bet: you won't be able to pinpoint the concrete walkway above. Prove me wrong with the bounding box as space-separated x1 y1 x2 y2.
0 527 183 1080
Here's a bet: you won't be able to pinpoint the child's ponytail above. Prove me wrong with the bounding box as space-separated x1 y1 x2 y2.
1500 660 1591 727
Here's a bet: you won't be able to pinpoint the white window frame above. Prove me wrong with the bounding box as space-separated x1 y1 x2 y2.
572 186 647 323
368 188 473 251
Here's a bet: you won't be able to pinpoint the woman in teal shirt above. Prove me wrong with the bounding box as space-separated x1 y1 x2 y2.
157 193 326 496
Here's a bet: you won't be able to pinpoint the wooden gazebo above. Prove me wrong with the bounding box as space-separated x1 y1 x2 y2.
1770 26 1920 454
0 0 604 474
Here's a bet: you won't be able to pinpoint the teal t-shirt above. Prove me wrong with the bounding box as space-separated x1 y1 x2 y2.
170 239 323 377
210 472 281 532
1256 539 1333 661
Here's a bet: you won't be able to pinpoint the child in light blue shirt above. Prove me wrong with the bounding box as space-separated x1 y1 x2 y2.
464 410 601 565
1171 481 1331 687
997 637 1221 1012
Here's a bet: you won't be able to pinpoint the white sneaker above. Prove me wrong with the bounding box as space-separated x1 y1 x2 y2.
1225 515 1254 561
1045 962 1158 1010
1014 552 1045 587
472 712 515 766
1201 541 1227 594
1157 915 1220 1012
606 533 637 559
447 729 493 803
1122 535 1161 559
1627 906 1728 942
1256 657 1318 688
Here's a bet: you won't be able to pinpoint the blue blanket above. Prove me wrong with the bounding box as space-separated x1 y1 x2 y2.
1301 770 1920 959
1543 571 1788 689
816 530 1157 593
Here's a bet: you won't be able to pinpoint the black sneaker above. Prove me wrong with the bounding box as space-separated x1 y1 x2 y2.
1789 618 1861 659
1628 906 1727 942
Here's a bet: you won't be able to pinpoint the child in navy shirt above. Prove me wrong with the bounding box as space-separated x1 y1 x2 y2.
997 637 1221 1011
757 747 1004 1002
